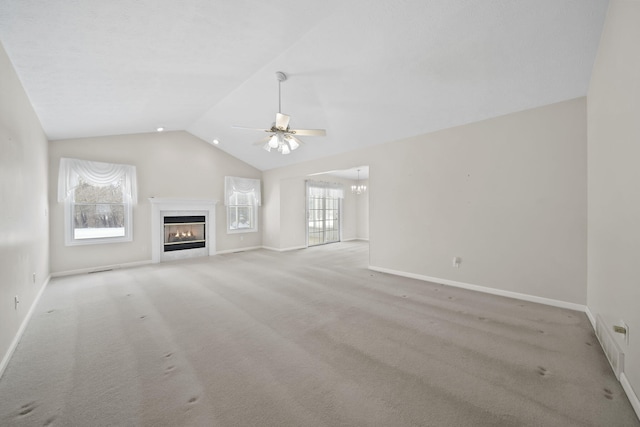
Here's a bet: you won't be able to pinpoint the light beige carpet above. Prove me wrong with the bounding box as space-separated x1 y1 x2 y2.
0 241 638 426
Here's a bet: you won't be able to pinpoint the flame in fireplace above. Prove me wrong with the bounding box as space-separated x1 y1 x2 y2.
163 216 206 248
167 224 203 243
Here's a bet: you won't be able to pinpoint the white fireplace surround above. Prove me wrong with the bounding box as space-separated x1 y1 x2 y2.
149 198 218 263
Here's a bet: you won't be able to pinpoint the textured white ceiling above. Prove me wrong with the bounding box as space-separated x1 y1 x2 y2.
0 0 609 171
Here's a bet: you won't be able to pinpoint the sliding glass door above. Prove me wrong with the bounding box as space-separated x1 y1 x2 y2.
307 181 343 247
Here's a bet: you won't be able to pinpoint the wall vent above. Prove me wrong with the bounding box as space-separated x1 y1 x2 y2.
595 315 625 380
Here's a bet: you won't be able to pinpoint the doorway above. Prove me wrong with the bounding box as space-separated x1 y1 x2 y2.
306 181 341 246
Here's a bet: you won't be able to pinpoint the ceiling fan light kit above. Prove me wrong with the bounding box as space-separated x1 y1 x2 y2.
232 71 326 155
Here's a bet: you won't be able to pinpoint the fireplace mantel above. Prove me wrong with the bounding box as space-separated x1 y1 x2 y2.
149 198 218 263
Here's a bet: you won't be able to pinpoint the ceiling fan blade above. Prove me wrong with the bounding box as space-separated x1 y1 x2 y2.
290 128 326 137
275 113 290 131
232 125 271 132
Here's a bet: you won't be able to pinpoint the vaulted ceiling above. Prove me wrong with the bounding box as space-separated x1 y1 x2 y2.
0 0 609 171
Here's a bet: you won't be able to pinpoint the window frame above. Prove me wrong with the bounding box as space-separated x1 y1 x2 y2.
226 207 257 234
225 176 261 234
64 181 133 246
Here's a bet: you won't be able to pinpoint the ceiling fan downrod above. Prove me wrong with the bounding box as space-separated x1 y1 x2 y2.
276 71 287 114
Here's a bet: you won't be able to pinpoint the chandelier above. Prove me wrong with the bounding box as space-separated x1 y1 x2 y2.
351 169 367 194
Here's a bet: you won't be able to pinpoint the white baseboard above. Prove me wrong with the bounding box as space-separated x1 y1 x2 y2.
621 373 640 421
342 238 370 242
368 265 587 312
51 260 152 278
216 246 262 255
0 274 51 379
585 306 596 329
262 245 306 252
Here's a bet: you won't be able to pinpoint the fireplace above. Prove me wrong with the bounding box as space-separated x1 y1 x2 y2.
149 198 218 263
164 215 206 252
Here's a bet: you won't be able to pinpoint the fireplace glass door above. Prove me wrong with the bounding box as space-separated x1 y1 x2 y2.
163 215 206 252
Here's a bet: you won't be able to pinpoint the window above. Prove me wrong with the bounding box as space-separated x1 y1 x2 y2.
58 158 137 245
225 176 261 233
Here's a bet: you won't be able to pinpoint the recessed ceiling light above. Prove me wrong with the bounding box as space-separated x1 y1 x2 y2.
212 139 220 145
156 127 164 132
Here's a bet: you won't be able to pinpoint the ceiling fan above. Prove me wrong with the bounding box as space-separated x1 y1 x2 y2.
232 71 326 155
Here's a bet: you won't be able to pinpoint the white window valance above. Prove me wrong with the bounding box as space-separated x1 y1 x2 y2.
307 181 344 199
57 157 138 204
224 176 261 206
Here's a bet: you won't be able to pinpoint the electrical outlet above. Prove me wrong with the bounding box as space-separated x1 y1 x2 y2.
452 257 461 268
14 295 19 310
621 320 629 345
33 272 36 283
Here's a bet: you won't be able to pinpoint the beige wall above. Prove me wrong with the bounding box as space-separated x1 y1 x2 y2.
265 97 587 305
0 42 50 372
371 99 587 304
356 179 369 240
279 177 307 250
336 177 360 241
48 131 262 273
587 0 640 401
262 175 281 250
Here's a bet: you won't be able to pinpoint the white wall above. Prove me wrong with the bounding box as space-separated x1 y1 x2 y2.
264 98 587 305
48 132 262 274
587 0 640 403
0 42 50 373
